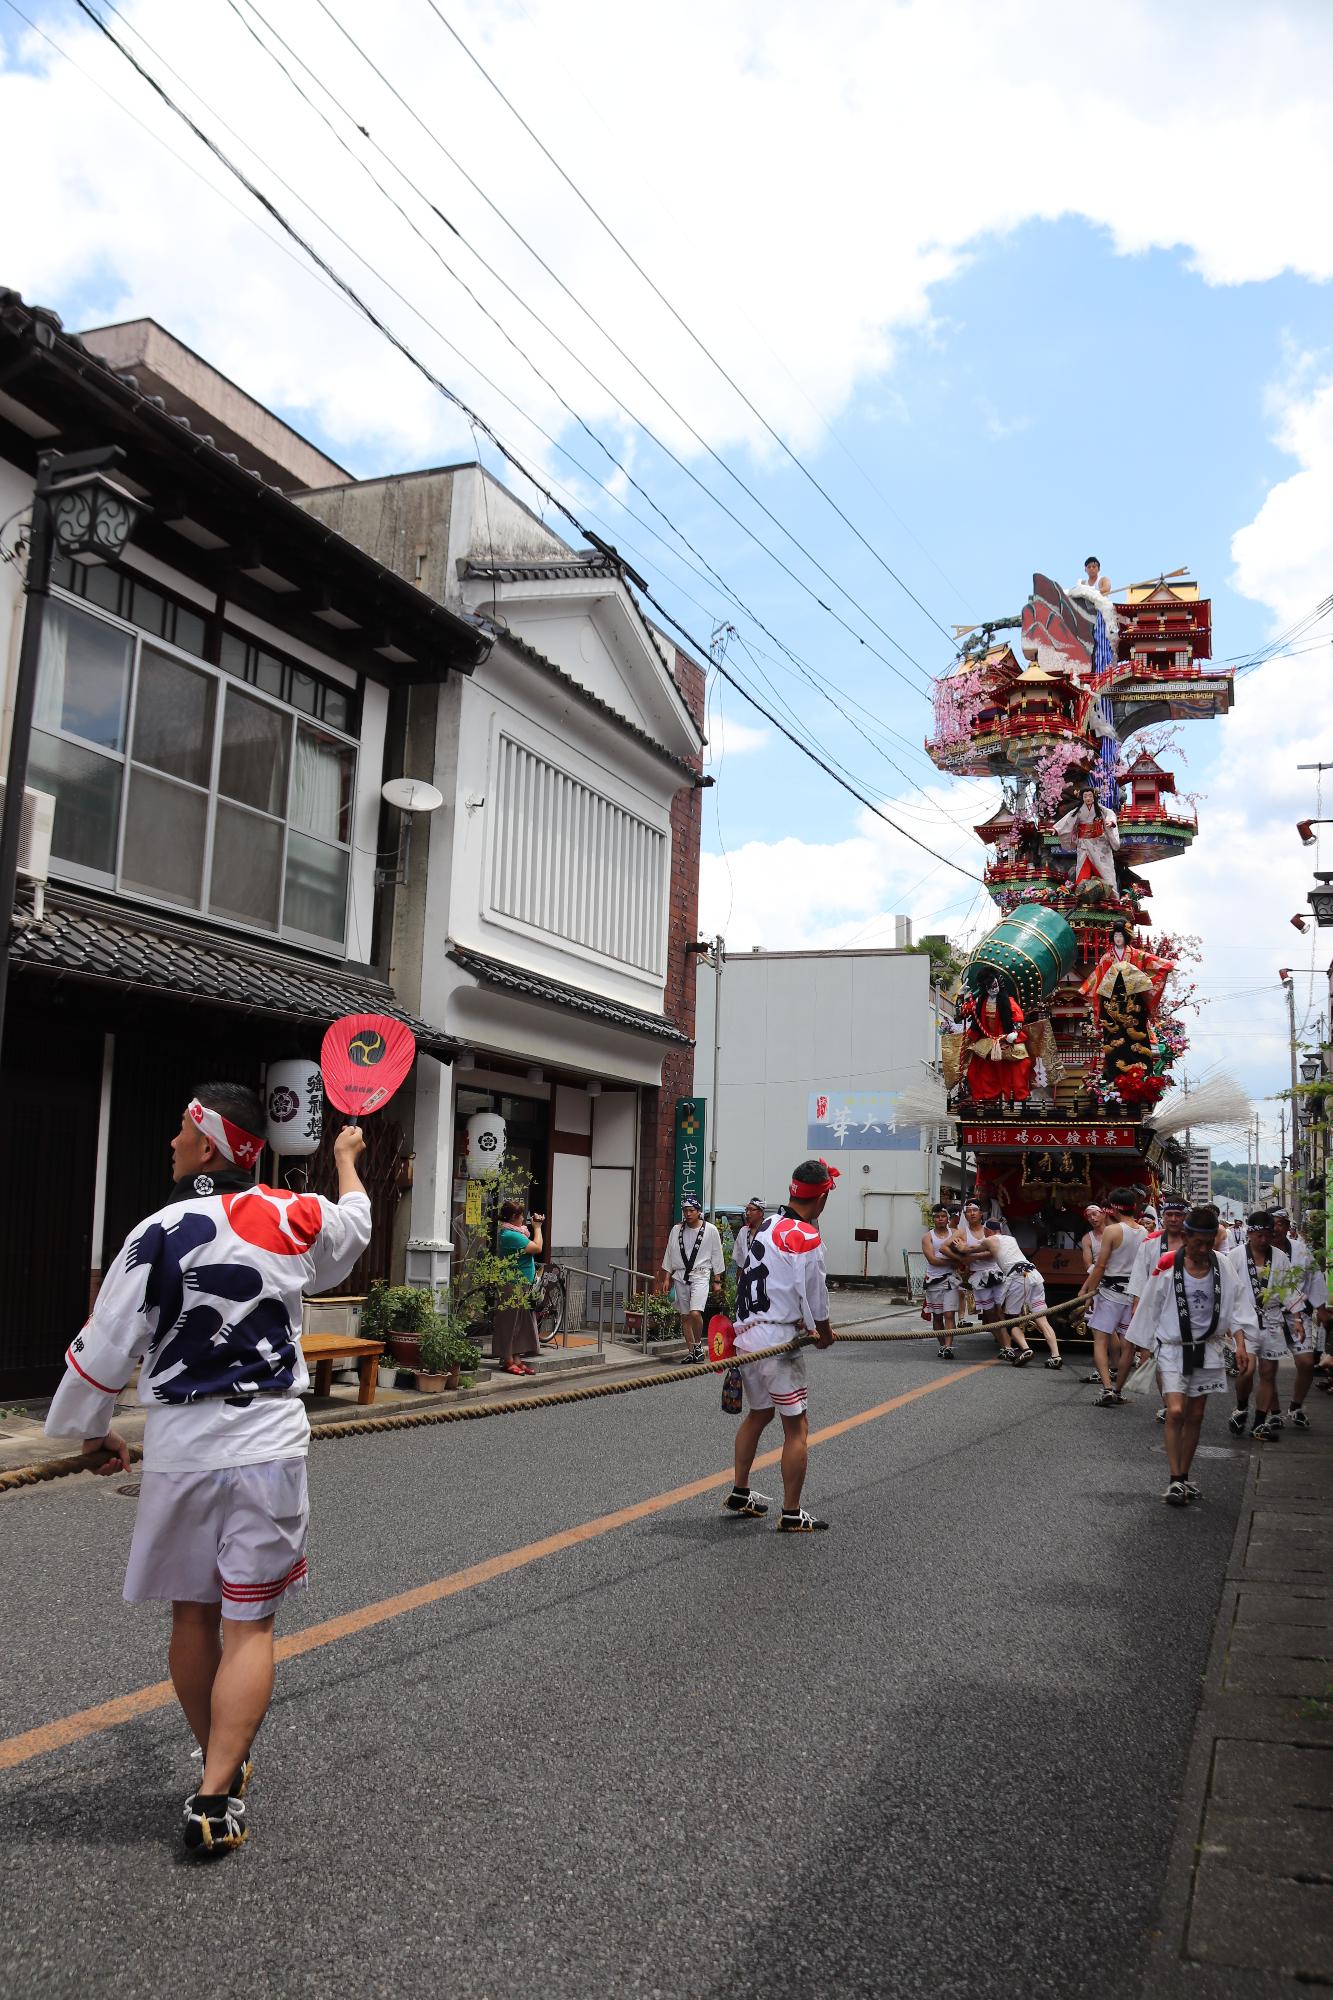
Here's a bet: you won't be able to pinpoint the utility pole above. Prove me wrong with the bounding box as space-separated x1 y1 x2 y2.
1282 970 1303 1226
707 935 724 1221
1279 1101 1287 1210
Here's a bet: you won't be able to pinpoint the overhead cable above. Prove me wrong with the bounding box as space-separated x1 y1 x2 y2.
71 0 984 885
421 0 960 649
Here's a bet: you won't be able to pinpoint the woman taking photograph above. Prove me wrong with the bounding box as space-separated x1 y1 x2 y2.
494 1201 543 1377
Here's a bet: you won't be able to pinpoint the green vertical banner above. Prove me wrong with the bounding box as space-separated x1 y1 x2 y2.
674 1096 707 1217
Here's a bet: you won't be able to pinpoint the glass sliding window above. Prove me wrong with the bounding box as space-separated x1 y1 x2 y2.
35 599 131 750
30 600 132 877
284 831 349 946
210 800 283 930
26 732 122 876
218 685 289 816
121 765 208 907
133 648 216 785
37 589 359 951
291 725 354 843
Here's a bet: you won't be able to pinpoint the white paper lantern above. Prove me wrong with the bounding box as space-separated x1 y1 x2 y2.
465 1110 507 1177
265 1060 324 1157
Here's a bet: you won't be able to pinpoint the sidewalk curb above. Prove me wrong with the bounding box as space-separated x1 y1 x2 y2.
1140 1423 1333 2000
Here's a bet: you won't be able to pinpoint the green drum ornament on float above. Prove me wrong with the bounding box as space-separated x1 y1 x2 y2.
963 903 1076 1010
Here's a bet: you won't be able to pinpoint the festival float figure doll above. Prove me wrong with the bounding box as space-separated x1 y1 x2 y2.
1055 785 1121 891
1082 921 1174 1102
962 976 1034 1104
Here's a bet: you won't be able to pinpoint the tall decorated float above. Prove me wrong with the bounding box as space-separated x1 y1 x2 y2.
926 566 1234 1289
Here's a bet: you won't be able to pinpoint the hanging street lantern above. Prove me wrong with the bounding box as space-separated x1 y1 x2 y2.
47 469 145 567
1300 1054 1323 1084
1309 872 1333 926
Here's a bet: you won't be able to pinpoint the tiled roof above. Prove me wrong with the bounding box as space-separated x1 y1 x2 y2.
13 889 459 1057
447 943 692 1046
464 558 621 584
475 621 703 783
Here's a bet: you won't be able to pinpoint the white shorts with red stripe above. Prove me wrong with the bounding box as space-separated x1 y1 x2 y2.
123 1459 309 1621
733 1322 808 1418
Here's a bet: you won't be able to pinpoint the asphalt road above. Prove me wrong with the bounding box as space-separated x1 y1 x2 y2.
0 1324 1250 2000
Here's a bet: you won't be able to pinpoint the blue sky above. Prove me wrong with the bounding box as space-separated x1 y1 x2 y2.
5 0 1332 1159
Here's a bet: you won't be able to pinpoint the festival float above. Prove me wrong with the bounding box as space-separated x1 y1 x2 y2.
925 564 1234 1292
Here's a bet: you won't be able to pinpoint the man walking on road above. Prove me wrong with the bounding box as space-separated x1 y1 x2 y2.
1080 1188 1147 1406
731 1197 767 1280
725 1158 838 1533
1134 1205 1254 1505
1227 1211 1306 1442
659 1194 724 1364
42 1082 371 1856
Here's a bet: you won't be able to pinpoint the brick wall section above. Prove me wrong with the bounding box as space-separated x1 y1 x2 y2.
635 647 705 1275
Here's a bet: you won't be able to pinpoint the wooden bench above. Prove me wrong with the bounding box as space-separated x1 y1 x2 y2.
301 1332 385 1405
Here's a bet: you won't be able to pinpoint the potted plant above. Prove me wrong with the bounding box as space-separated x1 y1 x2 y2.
442 1327 481 1391
360 1281 437 1368
414 1312 451 1393
376 1354 400 1391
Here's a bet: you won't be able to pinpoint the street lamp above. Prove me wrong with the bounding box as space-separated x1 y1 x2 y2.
1300 1055 1323 1084
0 447 147 1046
1309 872 1333 926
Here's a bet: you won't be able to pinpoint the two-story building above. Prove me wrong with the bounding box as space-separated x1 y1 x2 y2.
0 294 485 1394
294 466 707 1291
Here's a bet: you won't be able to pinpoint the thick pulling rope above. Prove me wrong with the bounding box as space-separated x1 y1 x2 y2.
0 1290 1094 1495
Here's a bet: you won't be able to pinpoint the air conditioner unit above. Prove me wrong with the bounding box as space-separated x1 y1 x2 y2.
0 783 56 882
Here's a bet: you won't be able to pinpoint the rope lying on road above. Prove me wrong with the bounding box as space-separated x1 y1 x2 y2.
0 1292 1093 1492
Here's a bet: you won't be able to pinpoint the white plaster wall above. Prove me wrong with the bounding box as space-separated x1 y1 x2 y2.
694 951 935 1277
425 647 678 1017
0 455 34 768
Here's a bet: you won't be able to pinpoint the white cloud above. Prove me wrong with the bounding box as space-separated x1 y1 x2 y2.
700 777 997 953
1231 347 1333 632
703 713 769 763
8 0 1333 487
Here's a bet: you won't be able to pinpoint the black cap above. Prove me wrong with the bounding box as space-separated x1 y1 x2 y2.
1246 1210 1275 1230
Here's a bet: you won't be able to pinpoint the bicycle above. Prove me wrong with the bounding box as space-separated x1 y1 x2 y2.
534 1265 566 1346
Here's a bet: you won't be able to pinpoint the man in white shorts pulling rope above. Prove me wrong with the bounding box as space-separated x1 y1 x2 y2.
1079 1188 1147 1407
724 1158 838 1533
1134 1205 1255 1505
43 1082 371 1857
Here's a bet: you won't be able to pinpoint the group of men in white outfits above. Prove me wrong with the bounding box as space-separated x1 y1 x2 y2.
920 1178 1327 1507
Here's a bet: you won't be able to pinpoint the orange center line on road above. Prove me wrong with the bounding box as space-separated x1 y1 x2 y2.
0 1361 992 1774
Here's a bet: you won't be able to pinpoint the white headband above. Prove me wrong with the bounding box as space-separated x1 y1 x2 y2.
187 1098 264 1170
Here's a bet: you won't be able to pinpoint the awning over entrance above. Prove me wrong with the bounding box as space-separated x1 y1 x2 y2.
447 943 692 1046
12 887 459 1056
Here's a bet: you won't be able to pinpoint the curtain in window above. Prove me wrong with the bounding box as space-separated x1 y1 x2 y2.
291 728 346 842
34 606 70 732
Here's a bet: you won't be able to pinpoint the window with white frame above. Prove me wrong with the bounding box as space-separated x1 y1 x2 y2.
28 593 358 950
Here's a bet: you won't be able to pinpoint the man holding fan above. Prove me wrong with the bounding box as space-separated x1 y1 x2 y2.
42 1021 402 1858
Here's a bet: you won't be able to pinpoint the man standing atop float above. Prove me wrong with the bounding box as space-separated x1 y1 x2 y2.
1135 1206 1254 1505
1080 1188 1147 1406
726 1159 838 1533
42 1082 371 1856
658 1193 724 1365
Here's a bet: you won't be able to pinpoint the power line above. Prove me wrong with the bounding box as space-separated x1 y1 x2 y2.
422 0 959 651
311 0 936 684
218 0 935 715
71 0 983 885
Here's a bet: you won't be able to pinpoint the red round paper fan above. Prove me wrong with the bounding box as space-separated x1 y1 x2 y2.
320 1013 417 1117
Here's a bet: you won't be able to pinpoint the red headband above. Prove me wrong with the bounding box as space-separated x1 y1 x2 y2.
790 1160 841 1199
188 1097 264 1170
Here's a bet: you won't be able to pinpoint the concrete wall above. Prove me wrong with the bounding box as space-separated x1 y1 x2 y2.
694 949 935 1278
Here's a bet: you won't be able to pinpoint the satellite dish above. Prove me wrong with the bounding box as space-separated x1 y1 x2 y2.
381 777 444 814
